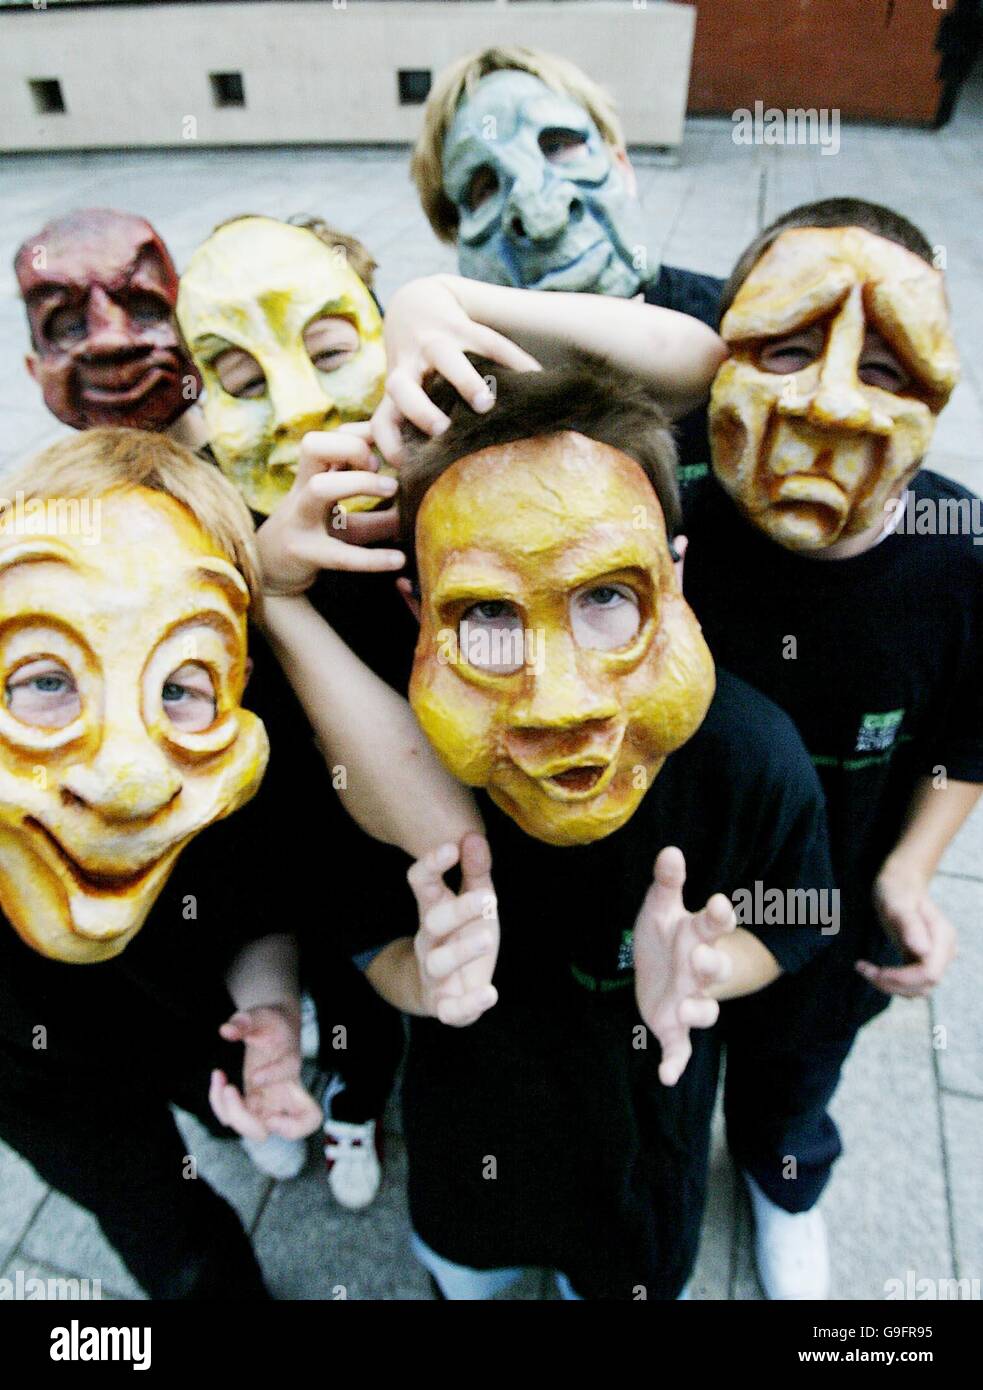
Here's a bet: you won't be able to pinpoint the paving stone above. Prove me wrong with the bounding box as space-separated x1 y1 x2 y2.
19 1191 144 1299
931 874 983 1100
1 1255 128 1302
940 1093 983 1287
0 1139 49 1268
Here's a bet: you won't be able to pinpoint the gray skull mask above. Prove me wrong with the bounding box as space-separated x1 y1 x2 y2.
442 70 648 296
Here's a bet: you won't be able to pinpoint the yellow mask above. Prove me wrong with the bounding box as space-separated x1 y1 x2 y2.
410 434 715 846
177 217 386 515
0 488 268 963
710 226 960 549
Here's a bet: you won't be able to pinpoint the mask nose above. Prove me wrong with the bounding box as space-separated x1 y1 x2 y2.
80 285 141 358
62 725 181 823
507 632 620 735
781 285 892 436
266 363 336 460
505 176 583 245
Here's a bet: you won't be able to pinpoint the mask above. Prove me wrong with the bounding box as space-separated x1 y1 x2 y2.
15 209 195 432
177 218 386 515
410 433 715 846
0 489 268 963
443 71 647 296
710 226 960 550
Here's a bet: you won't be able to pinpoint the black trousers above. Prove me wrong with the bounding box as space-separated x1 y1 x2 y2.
0 1042 268 1300
721 949 891 1213
305 949 404 1125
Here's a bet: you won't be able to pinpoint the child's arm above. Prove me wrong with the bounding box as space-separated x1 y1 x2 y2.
372 274 726 462
364 834 499 1027
859 775 982 997
260 593 483 859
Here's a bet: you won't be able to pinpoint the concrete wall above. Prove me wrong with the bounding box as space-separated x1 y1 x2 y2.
0 1 695 151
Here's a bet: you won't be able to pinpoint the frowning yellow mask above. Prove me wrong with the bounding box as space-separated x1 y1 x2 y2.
710 226 960 549
177 217 386 515
0 488 268 962
410 434 715 846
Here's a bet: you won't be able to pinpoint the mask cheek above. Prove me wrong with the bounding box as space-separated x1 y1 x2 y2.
621 601 716 761
204 387 272 469
410 655 499 788
328 342 386 421
846 400 935 534
212 710 269 817
710 362 779 507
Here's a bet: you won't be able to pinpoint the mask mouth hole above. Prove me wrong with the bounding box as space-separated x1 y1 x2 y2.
547 764 605 793
24 816 160 896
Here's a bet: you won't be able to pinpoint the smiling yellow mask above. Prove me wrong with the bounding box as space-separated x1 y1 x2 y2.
410 433 715 846
711 226 960 550
177 217 386 515
0 484 268 962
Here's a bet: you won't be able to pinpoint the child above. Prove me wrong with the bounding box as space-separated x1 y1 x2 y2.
265 360 836 1299
682 198 982 1298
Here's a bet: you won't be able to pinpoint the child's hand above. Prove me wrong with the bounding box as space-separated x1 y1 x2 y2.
633 846 735 1086
209 1004 323 1140
860 864 957 997
406 832 500 1027
255 422 403 595
372 276 540 465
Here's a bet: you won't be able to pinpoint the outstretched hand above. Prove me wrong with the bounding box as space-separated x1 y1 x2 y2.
209 1003 322 1141
633 846 735 1086
406 832 500 1027
255 422 403 596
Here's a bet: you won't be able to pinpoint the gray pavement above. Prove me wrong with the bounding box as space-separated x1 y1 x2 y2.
0 64 981 1301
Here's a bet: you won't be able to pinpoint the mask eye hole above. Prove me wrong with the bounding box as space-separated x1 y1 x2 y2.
459 600 525 674
304 315 360 374
162 661 216 732
858 329 910 393
570 584 640 652
538 128 588 163
757 325 825 376
5 657 81 729
46 305 88 350
465 165 499 212
123 291 169 327
213 347 266 400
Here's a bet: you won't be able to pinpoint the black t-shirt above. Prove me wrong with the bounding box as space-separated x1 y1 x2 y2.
348 671 834 1297
644 264 724 487
683 471 983 1037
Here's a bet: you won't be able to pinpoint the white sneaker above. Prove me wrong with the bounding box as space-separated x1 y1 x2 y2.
241 1134 307 1181
323 1117 382 1210
744 1171 830 1300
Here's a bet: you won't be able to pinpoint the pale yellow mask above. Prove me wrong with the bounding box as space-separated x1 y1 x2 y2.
710 226 960 549
410 434 715 846
0 488 268 962
177 217 386 515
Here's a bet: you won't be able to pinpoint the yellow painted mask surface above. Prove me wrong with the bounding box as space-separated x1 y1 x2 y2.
177 218 386 515
711 227 960 549
0 489 268 962
410 434 716 846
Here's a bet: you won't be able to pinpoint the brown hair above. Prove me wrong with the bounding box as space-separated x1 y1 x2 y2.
720 198 935 323
411 45 625 243
399 356 679 569
1 427 261 609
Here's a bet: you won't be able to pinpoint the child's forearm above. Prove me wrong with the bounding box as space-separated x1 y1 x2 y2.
882 776 982 882
441 274 726 417
711 929 781 1000
260 593 484 858
364 938 427 1015
225 933 300 1014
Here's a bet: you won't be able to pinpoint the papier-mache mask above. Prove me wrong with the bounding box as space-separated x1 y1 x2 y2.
710 226 960 550
409 433 715 846
177 217 386 515
15 209 195 433
443 71 646 296
0 488 268 962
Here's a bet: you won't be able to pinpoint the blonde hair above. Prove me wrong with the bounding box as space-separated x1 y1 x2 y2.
212 213 378 289
412 45 625 243
2 428 261 609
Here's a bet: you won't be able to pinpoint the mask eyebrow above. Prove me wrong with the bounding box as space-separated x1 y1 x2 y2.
0 541 77 576
196 558 250 613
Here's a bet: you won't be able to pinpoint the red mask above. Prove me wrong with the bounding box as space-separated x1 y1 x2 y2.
15 209 198 431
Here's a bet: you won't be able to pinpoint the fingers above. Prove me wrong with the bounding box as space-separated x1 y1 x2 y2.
696 893 737 942
422 921 497 982
293 533 405 574
690 941 732 991
294 430 376 490
855 956 942 999
386 366 452 438
434 984 498 1028
467 323 542 374
218 1010 262 1043
407 841 459 915
297 468 397 528
370 395 408 467
208 1070 268 1140
677 996 720 1030
459 832 494 897
341 507 401 547
428 339 497 413
251 1081 323 1140
658 1034 692 1088
422 887 495 943
644 845 687 924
